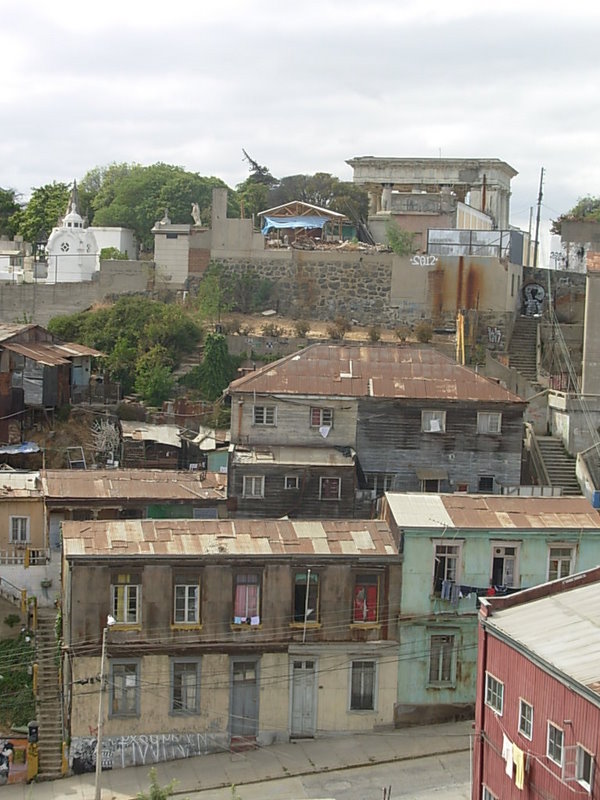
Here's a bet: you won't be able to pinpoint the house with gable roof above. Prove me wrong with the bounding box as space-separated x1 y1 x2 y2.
226 343 526 518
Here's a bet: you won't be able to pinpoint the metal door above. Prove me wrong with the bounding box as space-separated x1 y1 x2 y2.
230 660 259 738
49 513 64 551
291 659 316 737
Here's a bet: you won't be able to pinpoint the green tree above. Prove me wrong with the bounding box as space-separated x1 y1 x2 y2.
182 332 238 401
100 247 128 260
134 346 174 406
15 182 70 243
551 196 600 234
0 187 21 237
196 263 232 323
88 163 234 249
386 221 416 255
267 172 368 221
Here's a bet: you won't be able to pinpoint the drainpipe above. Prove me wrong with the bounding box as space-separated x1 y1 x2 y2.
302 568 311 644
473 604 489 800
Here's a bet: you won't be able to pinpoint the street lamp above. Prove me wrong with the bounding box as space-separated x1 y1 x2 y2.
94 614 115 800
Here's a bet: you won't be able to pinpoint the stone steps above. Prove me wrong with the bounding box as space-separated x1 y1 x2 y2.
35 610 64 779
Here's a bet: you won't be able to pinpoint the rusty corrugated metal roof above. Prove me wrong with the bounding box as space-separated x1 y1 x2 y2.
62 518 398 559
0 323 36 343
385 492 600 529
229 344 524 403
2 341 70 366
42 469 227 501
52 343 104 358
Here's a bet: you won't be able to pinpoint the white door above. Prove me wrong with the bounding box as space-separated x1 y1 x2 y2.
291 659 316 738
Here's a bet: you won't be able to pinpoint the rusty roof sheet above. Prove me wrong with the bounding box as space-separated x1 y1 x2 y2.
2 341 71 366
488 580 600 697
385 492 600 530
52 342 104 358
42 469 227 501
62 518 398 559
0 323 35 343
229 344 524 403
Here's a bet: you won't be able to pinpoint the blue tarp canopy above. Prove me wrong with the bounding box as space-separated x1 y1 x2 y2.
0 442 40 454
261 215 329 235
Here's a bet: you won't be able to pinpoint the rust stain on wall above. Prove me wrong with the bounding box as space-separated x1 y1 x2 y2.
428 266 444 320
456 256 464 311
465 264 480 310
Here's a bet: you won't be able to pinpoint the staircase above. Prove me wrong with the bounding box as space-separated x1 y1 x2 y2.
508 316 539 383
36 608 64 780
536 437 581 496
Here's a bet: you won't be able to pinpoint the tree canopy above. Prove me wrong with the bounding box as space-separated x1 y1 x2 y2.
14 182 69 243
81 163 235 249
266 172 368 222
0 188 21 238
551 196 600 234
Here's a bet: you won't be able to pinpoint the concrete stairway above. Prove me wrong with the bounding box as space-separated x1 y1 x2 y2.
508 316 539 383
536 437 581 495
36 608 64 780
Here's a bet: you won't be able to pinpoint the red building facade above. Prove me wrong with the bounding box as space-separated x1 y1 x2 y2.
473 568 600 799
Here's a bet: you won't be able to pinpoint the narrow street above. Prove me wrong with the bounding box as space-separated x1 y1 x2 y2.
179 750 470 800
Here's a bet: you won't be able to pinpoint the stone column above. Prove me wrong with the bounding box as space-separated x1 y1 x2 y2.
381 184 392 213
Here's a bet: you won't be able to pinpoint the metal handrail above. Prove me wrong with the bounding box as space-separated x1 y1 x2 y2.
525 424 551 487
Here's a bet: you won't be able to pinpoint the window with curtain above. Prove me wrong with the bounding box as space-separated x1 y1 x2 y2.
233 573 260 624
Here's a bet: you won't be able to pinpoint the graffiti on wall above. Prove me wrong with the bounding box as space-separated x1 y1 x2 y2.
410 254 439 267
71 731 229 773
522 283 545 316
487 326 503 347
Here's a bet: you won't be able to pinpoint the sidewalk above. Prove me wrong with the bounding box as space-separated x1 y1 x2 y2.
2 720 473 799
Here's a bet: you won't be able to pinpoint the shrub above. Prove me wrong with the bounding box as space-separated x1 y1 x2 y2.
368 325 381 343
415 321 433 343
116 402 146 421
395 325 410 341
293 320 310 338
261 322 284 338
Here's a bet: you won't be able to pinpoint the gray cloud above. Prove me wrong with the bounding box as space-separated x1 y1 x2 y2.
2 0 599 259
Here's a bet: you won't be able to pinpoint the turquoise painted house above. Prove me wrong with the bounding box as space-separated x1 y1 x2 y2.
381 492 600 726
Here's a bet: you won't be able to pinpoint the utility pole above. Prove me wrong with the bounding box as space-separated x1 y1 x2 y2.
533 167 544 268
94 615 115 800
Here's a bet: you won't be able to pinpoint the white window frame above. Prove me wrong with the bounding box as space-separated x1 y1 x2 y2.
482 788 498 800
111 577 140 625
284 475 299 490
547 721 564 766
484 672 504 715
319 476 341 500
422 409 446 433
432 539 463 595
170 658 201 715
173 582 200 625
109 659 140 717
547 544 575 582
349 660 377 711
310 406 334 428
518 698 533 740
490 541 520 588
576 744 594 792
477 411 502 434
9 516 30 544
242 475 265 498
428 633 456 686
253 405 276 426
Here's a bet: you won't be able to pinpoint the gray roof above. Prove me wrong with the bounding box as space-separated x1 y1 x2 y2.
487 579 600 697
385 492 600 530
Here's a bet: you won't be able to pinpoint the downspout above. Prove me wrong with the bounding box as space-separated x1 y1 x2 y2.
302 568 311 644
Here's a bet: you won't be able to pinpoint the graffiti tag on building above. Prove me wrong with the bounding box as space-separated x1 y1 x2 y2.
410 255 439 267
71 731 229 772
487 326 502 346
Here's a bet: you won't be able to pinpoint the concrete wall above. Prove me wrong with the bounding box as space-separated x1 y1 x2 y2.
0 260 153 326
548 392 600 454
522 266 586 324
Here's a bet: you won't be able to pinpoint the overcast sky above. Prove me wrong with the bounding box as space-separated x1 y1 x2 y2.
3 0 598 262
